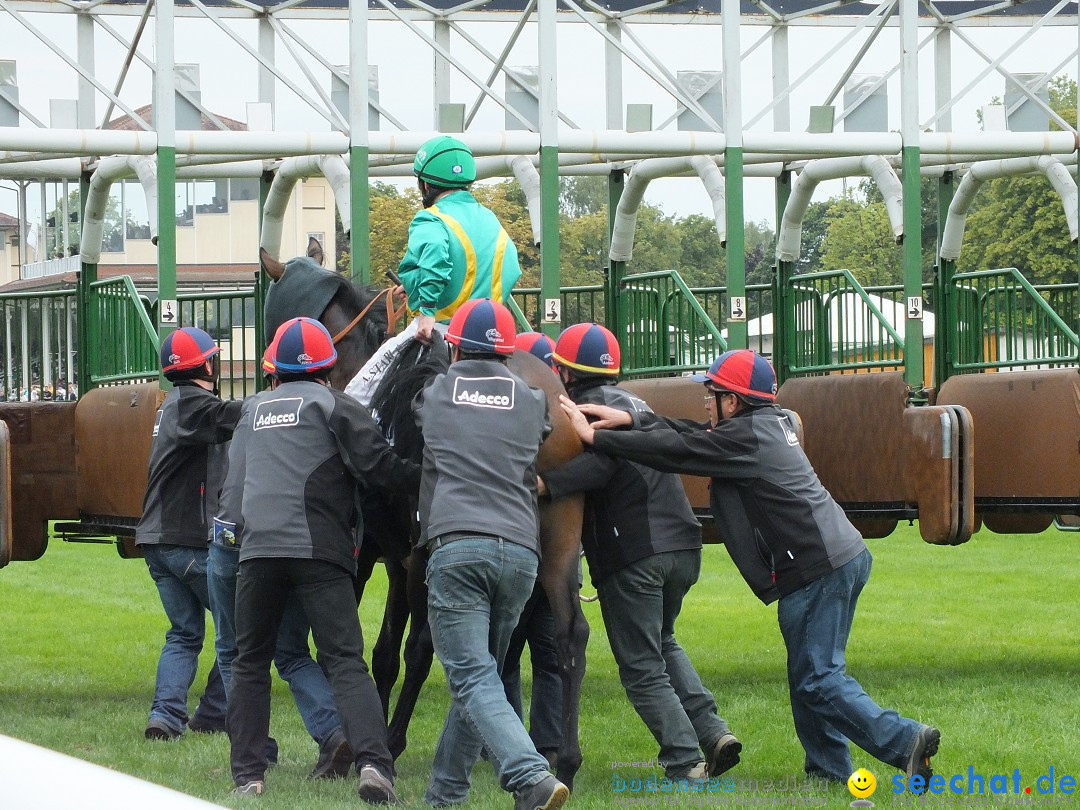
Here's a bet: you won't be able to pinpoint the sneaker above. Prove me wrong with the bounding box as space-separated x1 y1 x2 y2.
685 762 708 781
144 719 180 741
706 733 742 778
905 726 941 782
232 780 264 797
357 764 399 805
311 729 354 780
188 716 226 734
514 774 570 810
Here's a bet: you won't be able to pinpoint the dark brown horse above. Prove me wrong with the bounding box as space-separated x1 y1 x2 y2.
259 243 589 788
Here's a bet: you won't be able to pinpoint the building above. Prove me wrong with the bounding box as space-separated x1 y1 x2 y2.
0 104 339 293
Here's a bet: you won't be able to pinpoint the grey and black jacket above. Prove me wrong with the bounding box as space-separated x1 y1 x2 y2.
136 382 242 548
414 358 551 555
542 379 701 586
592 405 865 604
225 380 420 573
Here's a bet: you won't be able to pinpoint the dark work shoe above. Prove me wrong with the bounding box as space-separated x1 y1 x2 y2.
232 780 264 797
310 729 353 780
357 764 399 805
188 716 226 734
706 733 742 777
144 719 180 741
905 726 941 782
514 775 570 810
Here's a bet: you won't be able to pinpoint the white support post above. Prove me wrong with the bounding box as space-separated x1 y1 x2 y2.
605 21 623 131
76 10 95 128
434 20 451 129
934 24 952 133
258 14 275 109
772 24 790 132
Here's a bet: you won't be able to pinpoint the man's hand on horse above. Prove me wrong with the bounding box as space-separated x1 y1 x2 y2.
414 314 437 344
574 399 633 431
559 397 595 445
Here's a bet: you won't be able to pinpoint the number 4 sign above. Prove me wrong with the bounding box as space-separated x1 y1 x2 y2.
160 299 178 325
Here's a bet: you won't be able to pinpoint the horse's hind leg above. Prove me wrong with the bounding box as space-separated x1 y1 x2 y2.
371 559 409 717
538 494 588 791
386 547 434 760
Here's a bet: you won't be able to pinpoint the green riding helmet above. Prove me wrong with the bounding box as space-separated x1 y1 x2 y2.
413 135 476 189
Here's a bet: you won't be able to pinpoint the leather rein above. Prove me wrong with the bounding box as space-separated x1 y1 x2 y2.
331 287 408 345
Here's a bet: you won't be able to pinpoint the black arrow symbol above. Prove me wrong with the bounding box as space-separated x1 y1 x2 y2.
732 304 744 319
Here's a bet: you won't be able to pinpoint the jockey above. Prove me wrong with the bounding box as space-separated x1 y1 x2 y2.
345 135 522 408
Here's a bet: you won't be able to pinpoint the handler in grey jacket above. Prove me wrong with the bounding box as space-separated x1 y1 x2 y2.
540 323 741 783
414 299 569 810
137 326 239 741
226 317 420 803
560 349 941 788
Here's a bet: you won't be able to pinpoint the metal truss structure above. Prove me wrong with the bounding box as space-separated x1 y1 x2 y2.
0 0 1078 388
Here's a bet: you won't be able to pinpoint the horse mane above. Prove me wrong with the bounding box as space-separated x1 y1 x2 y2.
370 337 450 463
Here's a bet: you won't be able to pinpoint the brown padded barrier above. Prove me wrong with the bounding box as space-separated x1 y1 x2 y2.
0 421 11 567
937 368 1080 534
75 382 162 519
0 402 79 565
777 372 973 545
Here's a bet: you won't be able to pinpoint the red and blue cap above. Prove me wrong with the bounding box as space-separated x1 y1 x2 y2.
692 349 777 403
552 323 620 376
160 327 220 375
516 332 556 370
272 317 338 374
446 298 516 356
261 335 279 375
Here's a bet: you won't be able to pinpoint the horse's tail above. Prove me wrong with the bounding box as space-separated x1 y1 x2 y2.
370 336 450 462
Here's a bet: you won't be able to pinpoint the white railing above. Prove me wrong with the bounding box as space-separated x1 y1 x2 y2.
21 255 80 279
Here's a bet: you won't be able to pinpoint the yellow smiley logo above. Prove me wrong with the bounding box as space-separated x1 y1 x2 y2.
848 768 877 799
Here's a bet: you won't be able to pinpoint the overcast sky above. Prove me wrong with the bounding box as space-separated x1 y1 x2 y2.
2 8 1077 227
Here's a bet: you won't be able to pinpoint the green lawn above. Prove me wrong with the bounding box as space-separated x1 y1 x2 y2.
0 525 1077 808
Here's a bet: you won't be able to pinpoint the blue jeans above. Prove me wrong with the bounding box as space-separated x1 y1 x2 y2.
596 549 730 777
206 542 341 747
424 538 551 805
502 584 563 755
143 544 226 735
776 548 921 781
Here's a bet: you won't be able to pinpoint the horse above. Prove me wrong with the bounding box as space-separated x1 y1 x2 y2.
259 242 589 788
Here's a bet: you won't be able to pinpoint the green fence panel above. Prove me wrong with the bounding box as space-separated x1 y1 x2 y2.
618 270 727 378
87 277 159 388
782 269 907 377
175 289 260 400
946 269 1078 374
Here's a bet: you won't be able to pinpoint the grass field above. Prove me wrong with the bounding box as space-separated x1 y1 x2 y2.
0 525 1077 808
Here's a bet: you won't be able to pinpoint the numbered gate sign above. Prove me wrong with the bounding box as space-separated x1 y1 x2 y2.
543 298 561 324
728 296 746 322
907 296 923 320
159 299 179 326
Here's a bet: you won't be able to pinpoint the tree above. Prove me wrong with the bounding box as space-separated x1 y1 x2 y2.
560 176 609 219
958 75 1078 284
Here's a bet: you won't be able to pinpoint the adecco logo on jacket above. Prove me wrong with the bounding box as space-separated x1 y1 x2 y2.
254 397 304 430
452 376 515 410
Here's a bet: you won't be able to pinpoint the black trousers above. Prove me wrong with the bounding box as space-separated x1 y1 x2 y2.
228 557 393 785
